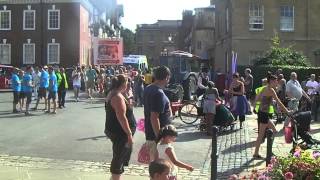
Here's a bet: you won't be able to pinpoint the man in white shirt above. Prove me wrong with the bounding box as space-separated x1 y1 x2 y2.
306 74 318 95
286 72 310 112
32 66 41 100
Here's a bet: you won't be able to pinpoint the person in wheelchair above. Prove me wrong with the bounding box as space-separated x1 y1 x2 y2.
202 81 221 135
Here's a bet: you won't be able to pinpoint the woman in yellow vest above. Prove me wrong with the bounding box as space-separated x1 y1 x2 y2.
56 67 69 108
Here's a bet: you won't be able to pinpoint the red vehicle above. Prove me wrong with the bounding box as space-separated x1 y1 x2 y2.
0 65 14 89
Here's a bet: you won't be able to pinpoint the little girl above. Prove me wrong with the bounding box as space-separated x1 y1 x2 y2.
157 125 194 179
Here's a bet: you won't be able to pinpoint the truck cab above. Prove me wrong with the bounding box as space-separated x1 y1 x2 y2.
123 55 148 72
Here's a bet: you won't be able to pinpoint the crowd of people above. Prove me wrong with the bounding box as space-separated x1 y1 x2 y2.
9 63 320 179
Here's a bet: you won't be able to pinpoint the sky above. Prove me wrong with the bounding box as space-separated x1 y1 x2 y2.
117 0 210 31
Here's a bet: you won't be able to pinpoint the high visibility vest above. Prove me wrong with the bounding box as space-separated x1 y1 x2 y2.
255 86 275 114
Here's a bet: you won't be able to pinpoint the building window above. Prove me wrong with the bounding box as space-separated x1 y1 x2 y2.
280 6 294 31
149 34 154 41
48 10 60 30
249 4 264 31
197 41 202 50
23 43 35 64
47 43 60 64
249 50 264 65
226 8 229 33
23 10 35 30
0 10 11 30
0 43 11 64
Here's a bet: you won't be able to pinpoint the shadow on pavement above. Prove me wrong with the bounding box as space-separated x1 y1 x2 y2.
175 131 211 142
83 106 104 109
217 159 264 179
0 113 42 119
77 135 107 141
220 141 256 155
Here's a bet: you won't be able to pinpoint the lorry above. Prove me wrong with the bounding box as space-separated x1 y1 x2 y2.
159 51 204 100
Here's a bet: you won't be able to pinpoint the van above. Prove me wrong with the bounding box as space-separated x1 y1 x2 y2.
123 55 148 72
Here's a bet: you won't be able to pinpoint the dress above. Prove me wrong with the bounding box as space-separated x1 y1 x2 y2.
157 143 178 179
231 84 249 121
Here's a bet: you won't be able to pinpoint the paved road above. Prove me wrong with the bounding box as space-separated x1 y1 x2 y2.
0 91 211 170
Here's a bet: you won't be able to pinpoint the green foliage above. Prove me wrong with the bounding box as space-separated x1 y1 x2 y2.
120 28 135 55
254 34 310 67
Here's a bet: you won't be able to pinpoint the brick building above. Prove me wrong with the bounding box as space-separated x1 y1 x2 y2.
0 0 121 68
213 0 320 72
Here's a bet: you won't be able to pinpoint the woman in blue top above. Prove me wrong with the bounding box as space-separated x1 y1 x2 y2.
47 66 58 114
11 68 21 113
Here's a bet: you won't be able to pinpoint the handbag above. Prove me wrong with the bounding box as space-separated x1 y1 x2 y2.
138 143 150 164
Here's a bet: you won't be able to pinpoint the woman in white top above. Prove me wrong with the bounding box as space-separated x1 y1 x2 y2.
156 125 193 179
72 68 81 102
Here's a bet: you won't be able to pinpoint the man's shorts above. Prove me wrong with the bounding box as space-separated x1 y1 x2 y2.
146 140 157 161
19 92 25 99
48 91 57 100
13 91 20 104
38 87 47 99
24 92 32 104
86 80 95 89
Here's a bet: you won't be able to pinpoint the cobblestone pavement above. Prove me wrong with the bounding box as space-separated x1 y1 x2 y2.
0 154 209 179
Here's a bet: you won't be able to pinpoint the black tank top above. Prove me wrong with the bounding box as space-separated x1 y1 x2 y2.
104 99 136 139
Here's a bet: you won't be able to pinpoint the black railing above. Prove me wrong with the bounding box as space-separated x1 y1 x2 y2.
266 129 274 166
211 126 219 180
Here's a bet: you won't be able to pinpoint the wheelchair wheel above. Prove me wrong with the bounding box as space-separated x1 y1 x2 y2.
178 103 199 124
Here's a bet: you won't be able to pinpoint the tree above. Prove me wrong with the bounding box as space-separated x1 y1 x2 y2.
120 28 135 55
254 33 310 67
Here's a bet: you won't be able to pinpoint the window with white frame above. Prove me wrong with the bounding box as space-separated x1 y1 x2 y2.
23 10 35 30
249 4 264 30
48 9 60 30
280 6 294 31
0 43 11 64
23 43 35 64
47 43 60 64
0 10 11 30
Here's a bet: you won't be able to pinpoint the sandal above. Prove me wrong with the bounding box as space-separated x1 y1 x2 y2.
253 154 263 159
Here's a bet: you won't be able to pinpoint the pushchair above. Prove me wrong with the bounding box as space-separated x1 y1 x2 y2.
285 111 320 151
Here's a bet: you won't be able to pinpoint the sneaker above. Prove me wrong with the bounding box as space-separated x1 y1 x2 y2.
25 112 31 116
51 111 57 114
45 111 50 113
12 109 20 113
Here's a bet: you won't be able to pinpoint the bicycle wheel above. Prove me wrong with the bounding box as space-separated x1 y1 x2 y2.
178 103 199 124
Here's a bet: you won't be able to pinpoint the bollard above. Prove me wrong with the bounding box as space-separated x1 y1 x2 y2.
266 129 274 166
211 126 219 180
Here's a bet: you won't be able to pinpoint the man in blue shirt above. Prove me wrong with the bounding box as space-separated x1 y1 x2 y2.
22 66 33 115
86 65 96 99
47 66 58 114
144 66 172 161
11 68 21 113
33 66 49 111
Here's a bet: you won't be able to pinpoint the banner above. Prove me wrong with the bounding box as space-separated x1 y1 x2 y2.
93 38 123 65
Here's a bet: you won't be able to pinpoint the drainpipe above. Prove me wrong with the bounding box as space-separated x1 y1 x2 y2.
40 0 44 66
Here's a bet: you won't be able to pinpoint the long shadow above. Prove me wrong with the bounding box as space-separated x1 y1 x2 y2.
0 101 12 104
83 106 104 109
77 135 107 141
175 131 211 142
0 113 42 119
217 159 265 179
220 141 256 155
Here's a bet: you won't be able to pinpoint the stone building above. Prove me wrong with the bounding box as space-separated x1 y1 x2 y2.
213 0 320 72
192 6 215 66
135 20 181 66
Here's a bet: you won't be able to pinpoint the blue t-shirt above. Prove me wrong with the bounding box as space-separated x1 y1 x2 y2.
86 69 96 81
11 74 21 92
49 73 58 92
144 84 171 141
40 71 49 88
22 74 33 92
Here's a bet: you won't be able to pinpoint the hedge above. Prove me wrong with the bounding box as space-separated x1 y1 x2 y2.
237 65 320 90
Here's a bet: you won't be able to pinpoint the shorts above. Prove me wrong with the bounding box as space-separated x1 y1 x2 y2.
257 111 270 124
19 92 25 99
48 91 57 100
73 85 81 89
203 100 216 114
245 91 253 100
109 135 132 175
13 91 20 104
87 80 95 89
24 92 32 104
146 140 158 161
38 87 47 99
